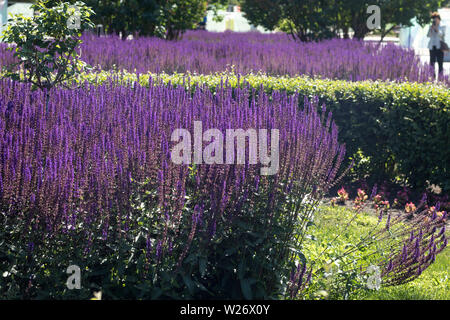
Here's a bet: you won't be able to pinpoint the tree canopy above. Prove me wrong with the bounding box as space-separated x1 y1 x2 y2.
241 0 444 41
1 1 95 110
43 0 208 40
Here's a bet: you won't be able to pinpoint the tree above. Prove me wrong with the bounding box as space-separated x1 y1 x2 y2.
45 0 208 40
241 0 444 41
157 0 207 40
44 0 160 37
242 0 344 41
1 1 95 110
239 0 282 32
345 0 444 41
206 0 243 24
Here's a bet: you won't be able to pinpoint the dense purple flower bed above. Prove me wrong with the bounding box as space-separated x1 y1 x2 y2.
1 31 448 299
0 78 343 250
0 43 15 69
2 31 447 85
75 31 443 83
0 76 447 299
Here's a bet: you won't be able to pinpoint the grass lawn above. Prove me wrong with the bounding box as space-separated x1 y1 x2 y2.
363 247 449 300
305 204 449 300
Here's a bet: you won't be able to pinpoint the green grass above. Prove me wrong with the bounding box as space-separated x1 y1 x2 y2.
363 248 449 300
305 204 449 300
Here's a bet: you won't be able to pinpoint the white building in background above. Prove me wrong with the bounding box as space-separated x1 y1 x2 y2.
0 1 7 32
205 5 269 33
0 1 34 37
399 8 450 61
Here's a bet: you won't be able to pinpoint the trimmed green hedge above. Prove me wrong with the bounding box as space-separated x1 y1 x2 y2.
75 71 450 192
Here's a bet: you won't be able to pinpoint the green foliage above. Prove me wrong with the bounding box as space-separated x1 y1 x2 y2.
74 71 450 192
1 1 94 95
302 205 385 299
45 0 207 39
351 0 444 40
363 248 450 300
2 190 447 299
241 0 444 41
304 205 450 300
44 0 160 37
157 0 207 40
0 173 319 299
112 170 319 300
241 0 337 41
95 0 161 37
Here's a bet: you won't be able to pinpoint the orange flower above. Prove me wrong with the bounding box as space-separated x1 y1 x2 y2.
405 202 416 213
337 187 349 201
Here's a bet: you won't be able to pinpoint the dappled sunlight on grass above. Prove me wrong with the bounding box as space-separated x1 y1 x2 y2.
305 204 449 300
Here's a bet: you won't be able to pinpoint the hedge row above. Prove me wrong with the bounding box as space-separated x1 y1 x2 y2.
73 71 449 192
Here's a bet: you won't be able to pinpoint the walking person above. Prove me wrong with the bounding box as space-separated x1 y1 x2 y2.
427 12 447 79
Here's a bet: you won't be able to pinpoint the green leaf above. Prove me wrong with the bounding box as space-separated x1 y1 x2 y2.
240 278 253 300
199 257 207 277
181 273 195 295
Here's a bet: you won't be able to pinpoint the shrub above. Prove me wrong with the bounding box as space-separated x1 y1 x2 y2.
1 1 94 96
1 77 447 300
0 79 345 299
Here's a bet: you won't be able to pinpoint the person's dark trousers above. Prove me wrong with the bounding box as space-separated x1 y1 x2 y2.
430 46 444 77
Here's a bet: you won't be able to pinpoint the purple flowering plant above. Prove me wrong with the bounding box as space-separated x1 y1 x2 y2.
0 76 446 299
0 75 348 298
299 185 447 299
0 15 448 299
2 31 449 86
